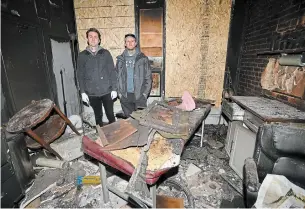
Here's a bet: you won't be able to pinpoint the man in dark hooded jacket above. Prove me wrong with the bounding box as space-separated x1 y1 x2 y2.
116 34 152 117
77 28 117 126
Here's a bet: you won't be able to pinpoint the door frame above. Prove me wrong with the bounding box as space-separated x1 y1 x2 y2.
134 0 166 98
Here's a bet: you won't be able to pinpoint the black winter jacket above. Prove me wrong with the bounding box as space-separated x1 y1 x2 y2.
76 48 117 96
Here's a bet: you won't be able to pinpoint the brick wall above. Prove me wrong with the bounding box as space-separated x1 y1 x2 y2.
237 0 305 96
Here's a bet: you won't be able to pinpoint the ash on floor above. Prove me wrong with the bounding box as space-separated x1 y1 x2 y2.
21 124 244 208
179 124 244 208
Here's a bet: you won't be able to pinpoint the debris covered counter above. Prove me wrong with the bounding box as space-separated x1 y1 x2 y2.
83 100 212 184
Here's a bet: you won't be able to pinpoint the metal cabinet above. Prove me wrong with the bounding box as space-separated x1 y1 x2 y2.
222 99 245 157
228 122 257 178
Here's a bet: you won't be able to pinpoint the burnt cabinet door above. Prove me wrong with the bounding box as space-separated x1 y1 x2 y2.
1 19 52 112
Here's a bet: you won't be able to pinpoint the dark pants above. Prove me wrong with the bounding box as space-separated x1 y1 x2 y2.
89 93 115 126
120 93 147 117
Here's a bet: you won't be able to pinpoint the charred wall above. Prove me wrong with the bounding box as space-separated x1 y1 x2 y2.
236 0 305 96
1 0 78 123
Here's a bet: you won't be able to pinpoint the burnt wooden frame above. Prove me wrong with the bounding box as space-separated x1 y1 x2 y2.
134 0 166 98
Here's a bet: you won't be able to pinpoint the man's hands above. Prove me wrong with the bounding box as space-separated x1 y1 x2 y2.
82 92 117 104
81 93 89 105
111 91 118 100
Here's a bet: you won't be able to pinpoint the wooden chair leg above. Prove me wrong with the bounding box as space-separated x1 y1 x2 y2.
26 129 63 160
53 105 81 136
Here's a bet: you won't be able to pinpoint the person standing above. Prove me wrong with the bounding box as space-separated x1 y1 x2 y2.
77 28 117 126
116 34 152 117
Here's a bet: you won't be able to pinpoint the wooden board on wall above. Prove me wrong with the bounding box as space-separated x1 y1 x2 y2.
204 0 231 107
74 0 135 60
142 47 163 57
165 0 231 107
140 8 163 57
140 34 162 48
74 0 133 8
165 0 204 99
140 9 163 33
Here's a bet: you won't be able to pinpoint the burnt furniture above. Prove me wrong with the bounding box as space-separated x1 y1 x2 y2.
6 99 81 160
225 96 305 178
243 124 305 208
83 102 212 208
1 129 34 208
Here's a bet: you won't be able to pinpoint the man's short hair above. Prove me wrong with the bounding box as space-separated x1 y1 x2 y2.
124 34 137 42
86 28 101 44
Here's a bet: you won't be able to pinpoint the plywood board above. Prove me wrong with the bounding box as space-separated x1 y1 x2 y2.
74 0 135 61
142 47 162 57
75 5 133 18
165 0 205 98
140 9 163 33
76 17 134 30
165 0 231 107
140 8 163 57
140 34 162 48
78 28 134 49
204 0 231 107
110 49 126 61
74 0 133 8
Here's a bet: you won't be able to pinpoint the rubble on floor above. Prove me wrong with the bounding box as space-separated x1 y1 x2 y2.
50 134 83 161
180 124 243 208
156 124 243 208
21 124 243 208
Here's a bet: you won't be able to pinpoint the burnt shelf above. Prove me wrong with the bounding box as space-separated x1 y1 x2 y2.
257 48 305 56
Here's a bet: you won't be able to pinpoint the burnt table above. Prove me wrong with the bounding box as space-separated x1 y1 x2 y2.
231 96 305 124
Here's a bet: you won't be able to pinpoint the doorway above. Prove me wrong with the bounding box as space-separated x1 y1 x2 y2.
135 0 165 98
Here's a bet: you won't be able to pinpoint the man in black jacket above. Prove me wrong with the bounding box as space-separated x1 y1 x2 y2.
116 34 152 117
77 28 117 126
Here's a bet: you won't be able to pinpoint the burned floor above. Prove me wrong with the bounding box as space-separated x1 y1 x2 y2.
20 124 244 208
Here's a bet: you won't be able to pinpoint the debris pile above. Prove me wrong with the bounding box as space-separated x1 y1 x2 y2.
21 124 243 208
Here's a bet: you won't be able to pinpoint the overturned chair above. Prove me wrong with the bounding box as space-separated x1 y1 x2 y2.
243 124 305 208
6 99 81 160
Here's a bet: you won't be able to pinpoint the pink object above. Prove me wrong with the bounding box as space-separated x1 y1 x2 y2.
176 91 196 111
